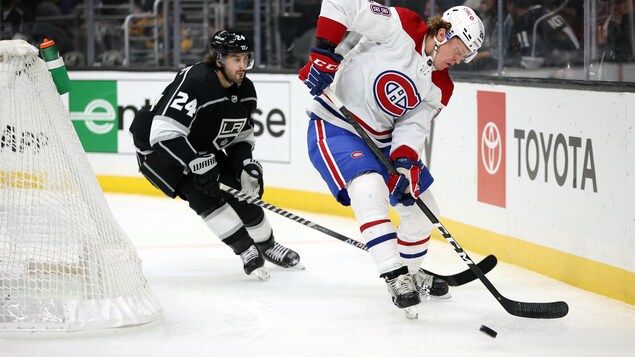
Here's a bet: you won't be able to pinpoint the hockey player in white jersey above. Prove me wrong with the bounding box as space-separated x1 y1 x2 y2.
299 1 484 314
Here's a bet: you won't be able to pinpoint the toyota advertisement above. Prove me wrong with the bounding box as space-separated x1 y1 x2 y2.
477 91 506 208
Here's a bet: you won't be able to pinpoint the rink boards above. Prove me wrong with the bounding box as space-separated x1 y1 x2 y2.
66 71 634 306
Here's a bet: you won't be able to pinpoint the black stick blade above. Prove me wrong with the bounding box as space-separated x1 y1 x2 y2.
427 255 497 287
502 299 569 319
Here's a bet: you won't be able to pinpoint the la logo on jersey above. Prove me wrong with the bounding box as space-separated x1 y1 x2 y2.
213 118 246 149
373 70 421 117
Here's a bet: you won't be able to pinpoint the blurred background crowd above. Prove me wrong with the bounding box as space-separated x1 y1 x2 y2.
1 0 633 82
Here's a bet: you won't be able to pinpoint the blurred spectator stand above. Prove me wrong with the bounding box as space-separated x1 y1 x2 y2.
599 0 635 63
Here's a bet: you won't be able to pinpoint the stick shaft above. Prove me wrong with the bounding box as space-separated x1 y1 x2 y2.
219 184 368 251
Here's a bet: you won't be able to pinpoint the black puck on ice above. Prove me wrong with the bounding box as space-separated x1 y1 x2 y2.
479 325 497 338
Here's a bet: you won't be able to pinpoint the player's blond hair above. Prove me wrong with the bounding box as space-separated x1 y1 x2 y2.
426 16 452 37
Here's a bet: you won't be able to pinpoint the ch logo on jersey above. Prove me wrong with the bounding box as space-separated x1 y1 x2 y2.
373 70 421 117
214 118 247 149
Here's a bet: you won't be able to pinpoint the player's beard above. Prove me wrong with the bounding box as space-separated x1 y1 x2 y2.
226 70 245 84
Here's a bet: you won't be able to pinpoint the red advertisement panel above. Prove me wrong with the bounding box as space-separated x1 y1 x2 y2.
477 91 506 208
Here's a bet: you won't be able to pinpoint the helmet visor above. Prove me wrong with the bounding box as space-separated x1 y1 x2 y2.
450 37 478 64
463 51 478 63
217 51 255 70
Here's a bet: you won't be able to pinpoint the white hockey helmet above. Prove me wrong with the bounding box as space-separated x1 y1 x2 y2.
442 6 485 63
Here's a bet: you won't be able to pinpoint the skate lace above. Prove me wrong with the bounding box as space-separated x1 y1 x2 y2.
264 242 289 263
388 274 415 296
240 245 259 263
416 271 434 290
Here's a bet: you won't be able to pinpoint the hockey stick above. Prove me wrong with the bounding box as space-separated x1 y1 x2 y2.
219 184 366 251
219 183 496 286
323 87 568 319
437 254 497 287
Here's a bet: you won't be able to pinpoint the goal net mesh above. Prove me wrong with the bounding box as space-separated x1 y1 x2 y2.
0 40 162 331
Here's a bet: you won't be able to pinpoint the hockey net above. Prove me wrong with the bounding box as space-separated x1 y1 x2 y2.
0 40 162 331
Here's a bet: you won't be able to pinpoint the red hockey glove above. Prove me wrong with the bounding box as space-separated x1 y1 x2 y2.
387 158 429 206
298 47 343 96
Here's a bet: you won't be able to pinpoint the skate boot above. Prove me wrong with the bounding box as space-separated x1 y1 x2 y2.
239 244 270 281
413 268 451 299
381 266 420 318
256 237 303 269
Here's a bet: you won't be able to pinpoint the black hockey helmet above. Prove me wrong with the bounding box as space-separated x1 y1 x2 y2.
209 30 254 69
210 30 251 54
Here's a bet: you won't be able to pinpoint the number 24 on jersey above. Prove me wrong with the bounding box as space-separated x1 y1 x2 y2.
170 91 198 117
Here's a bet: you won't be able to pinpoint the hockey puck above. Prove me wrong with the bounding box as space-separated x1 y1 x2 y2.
479 325 497 338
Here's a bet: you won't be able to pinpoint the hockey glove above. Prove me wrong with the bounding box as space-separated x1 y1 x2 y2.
188 153 220 196
298 47 343 96
240 159 264 198
387 158 432 206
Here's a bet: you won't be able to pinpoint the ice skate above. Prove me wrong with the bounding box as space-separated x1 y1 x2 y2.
256 237 304 270
239 244 270 281
413 268 451 299
381 266 420 318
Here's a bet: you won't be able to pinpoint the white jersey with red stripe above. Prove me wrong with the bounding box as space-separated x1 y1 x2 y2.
307 0 454 159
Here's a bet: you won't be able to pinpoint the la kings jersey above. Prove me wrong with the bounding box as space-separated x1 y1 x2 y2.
136 62 257 168
507 4 580 66
308 0 454 159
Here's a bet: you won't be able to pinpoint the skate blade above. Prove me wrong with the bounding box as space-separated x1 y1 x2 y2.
403 306 418 320
290 262 306 270
251 267 270 281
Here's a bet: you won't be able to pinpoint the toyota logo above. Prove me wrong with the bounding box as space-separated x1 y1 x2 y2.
481 122 502 175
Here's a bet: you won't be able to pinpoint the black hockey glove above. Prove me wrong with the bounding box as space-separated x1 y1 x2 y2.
240 159 264 198
188 153 220 196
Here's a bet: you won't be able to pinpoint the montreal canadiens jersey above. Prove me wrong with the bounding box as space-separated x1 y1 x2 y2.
147 62 257 167
308 0 454 159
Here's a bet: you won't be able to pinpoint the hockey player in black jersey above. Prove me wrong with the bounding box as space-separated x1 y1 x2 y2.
129 30 302 280
506 0 581 68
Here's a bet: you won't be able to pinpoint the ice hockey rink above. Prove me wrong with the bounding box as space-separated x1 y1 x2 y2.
2 193 635 356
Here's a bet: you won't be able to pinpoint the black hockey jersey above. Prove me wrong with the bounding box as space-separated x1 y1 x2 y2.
130 62 257 168
507 5 580 66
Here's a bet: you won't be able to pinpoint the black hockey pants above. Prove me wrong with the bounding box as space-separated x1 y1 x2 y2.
136 151 265 226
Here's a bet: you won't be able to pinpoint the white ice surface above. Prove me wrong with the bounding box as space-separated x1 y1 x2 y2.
2 193 635 356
